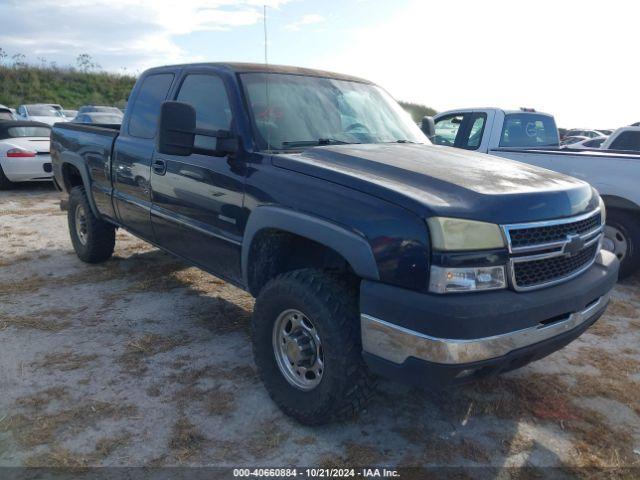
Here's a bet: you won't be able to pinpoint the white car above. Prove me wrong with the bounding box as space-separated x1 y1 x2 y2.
601 126 640 152
568 136 608 149
0 105 15 121
16 104 68 126
0 121 53 189
564 128 607 139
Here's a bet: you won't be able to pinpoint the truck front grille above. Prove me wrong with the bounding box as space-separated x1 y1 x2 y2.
503 209 603 291
509 213 601 249
513 243 599 288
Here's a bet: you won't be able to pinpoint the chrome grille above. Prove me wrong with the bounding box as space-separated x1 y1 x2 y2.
503 209 603 291
509 213 601 249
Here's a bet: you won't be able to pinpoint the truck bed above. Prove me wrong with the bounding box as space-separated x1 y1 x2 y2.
51 122 121 219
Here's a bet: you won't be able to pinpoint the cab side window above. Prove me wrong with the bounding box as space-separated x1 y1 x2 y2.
128 73 175 139
176 74 232 150
433 114 464 146
464 113 486 150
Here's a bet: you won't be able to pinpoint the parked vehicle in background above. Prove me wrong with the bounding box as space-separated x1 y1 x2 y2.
0 105 16 121
0 121 52 189
17 104 68 126
598 129 614 136
561 135 589 146
77 105 123 115
565 128 607 139
47 104 64 113
72 112 124 125
601 126 640 152
569 136 608 149
430 108 640 277
51 63 618 424
62 109 78 120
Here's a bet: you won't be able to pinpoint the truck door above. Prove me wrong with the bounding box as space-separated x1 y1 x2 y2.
149 70 245 284
112 72 175 240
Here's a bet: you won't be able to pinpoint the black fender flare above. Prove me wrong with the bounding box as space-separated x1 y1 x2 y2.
241 206 380 286
59 152 101 218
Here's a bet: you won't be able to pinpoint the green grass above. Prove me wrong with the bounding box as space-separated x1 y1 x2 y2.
0 65 136 109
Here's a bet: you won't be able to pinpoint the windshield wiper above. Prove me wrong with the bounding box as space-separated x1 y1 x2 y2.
386 139 417 144
281 139 357 149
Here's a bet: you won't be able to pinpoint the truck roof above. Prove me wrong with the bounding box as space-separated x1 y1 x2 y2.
144 62 373 84
436 107 554 118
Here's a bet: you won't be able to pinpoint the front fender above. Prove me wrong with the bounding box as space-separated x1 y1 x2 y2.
241 206 380 286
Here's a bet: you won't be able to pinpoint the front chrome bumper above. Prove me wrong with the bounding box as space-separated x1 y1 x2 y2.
361 292 610 365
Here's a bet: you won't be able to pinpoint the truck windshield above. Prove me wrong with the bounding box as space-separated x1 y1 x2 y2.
240 73 427 151
499 113 559 148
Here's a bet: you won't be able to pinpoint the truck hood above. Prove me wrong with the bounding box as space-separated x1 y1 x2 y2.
272 143 598 224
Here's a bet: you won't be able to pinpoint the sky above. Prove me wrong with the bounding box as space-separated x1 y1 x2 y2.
0 0 638 127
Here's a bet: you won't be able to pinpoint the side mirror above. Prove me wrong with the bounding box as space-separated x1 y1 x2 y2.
421 116 435 139
157 101 196 156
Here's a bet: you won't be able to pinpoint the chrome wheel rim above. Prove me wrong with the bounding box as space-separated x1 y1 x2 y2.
272 309 324 391
603 225 628 261
74 204 88 245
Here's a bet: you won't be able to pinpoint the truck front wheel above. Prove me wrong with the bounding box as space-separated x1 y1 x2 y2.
251 269 375 425
604 209 640 279
68 186 115 263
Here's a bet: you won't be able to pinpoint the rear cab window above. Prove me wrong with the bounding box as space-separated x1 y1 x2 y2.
499 114 559 148
127 73 175 139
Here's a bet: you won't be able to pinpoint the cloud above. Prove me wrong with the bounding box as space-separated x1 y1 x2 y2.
0 0 291 72
284 13 325 31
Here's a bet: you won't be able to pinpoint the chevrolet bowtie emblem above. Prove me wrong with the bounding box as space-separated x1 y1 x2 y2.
563 234 585 256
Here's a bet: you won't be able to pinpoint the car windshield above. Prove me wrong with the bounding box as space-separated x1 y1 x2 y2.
0 110 13 120
7 126 51 138
499 113 559 148
27 105 64 117
240 73 427 151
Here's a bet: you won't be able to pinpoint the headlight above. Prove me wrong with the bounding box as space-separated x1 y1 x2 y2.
429 265 506 293
598 196 606 225
427 217 505 251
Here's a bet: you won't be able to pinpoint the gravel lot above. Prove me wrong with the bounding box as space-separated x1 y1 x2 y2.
1 184 639 473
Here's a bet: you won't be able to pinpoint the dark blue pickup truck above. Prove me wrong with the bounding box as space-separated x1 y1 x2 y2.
51 63 618 425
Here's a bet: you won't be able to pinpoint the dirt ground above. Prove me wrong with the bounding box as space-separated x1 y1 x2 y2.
1 183 639 474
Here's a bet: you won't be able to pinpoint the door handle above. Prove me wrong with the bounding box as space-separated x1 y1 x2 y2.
152 159 167 175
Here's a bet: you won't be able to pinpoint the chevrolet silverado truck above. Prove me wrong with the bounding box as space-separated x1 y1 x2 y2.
51 64 618 425
427 108 640 278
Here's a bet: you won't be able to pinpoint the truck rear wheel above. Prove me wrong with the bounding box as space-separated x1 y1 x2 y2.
68 186 115 263
604 209 640 279
0 165 13 190
251 269 375 425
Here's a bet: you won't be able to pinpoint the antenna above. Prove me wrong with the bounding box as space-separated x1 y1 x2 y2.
263 5 268 65
263 4 272 151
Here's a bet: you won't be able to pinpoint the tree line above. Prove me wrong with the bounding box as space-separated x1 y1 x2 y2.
0 48 436 119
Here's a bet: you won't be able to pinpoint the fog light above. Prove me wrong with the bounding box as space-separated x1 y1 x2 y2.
429 265 506 293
